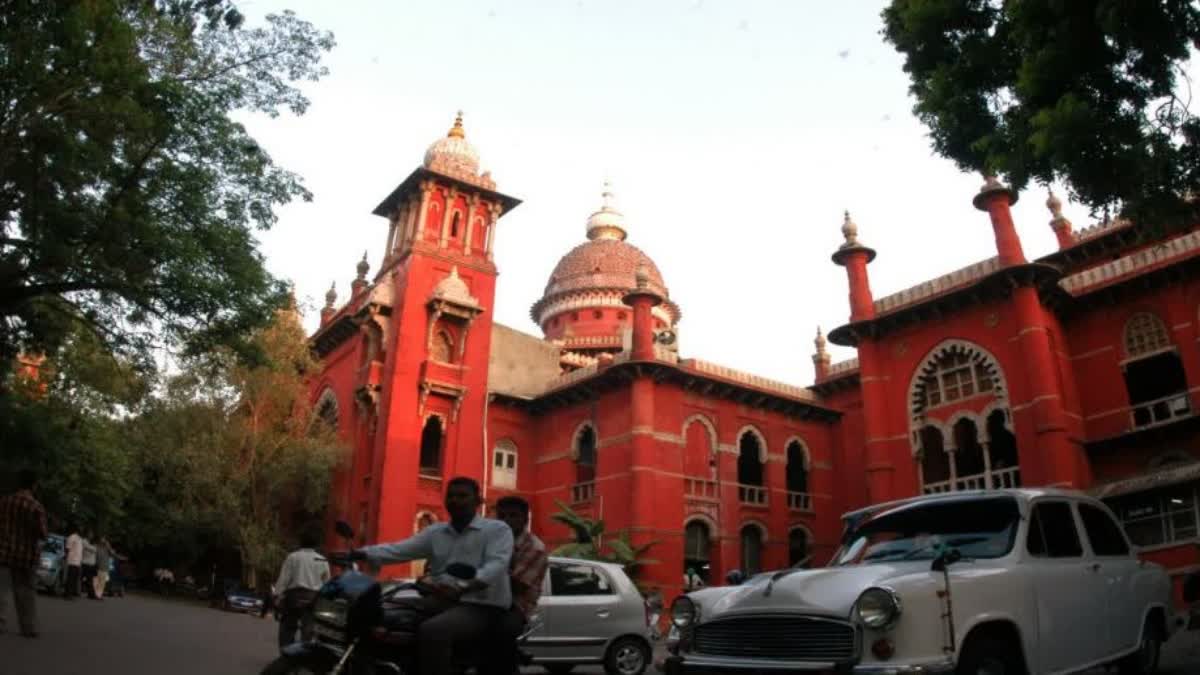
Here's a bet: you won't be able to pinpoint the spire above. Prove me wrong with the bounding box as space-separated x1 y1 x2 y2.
839 210 861 249
1046 187 1074 249
320 281 337 326
814 326 827 354
812 326 831 381
448 110 465 139
352 252 370 295
586 179 629 241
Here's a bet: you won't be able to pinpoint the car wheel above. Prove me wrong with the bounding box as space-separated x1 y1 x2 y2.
1118 621 1162 675
604 637 649 675
956 635 1024 675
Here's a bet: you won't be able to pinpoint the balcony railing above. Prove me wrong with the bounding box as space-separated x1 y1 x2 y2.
684 478 718 499
787 491 813 512
738 484 768 506
1130 392 1192 430
923 466 1021 495
571 481 596 503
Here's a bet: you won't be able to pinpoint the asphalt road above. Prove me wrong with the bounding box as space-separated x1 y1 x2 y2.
4 591 1198 675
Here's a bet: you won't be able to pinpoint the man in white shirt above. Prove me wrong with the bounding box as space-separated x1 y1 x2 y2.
80 535 97 599
355 477 513 675
274 526 330 650
64 527 83 600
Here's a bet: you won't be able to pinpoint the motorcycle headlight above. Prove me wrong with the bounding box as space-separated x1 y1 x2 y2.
855 587 902 629
671 596 699 628
312 597 347 627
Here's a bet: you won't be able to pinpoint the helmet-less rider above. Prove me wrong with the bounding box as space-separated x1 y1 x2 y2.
350 477 514 675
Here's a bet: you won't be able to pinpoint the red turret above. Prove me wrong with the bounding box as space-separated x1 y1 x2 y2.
831 211 877 322
973 176 1026 265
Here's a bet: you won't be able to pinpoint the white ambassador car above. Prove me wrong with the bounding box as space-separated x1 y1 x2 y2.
664 489 1177 675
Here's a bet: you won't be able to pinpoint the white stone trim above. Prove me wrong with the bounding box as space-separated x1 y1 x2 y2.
735 425 768 461
682 414 719 455
1061 229 1200 294
874 257 1000 315
827 358 859 375
908 339 1010 432
783 436 811 470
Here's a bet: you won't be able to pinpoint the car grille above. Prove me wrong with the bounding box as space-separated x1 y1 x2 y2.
692 615 858 662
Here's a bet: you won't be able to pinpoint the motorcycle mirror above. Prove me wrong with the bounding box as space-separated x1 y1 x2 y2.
334 520 355 542
931 548 962 573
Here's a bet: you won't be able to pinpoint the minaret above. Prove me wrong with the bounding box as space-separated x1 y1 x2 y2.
320 282 337 325
1046 188 1074 249
352 252 370 295
623 264 664 361
973 175 1026 265
831 211 877 322
812 327 831 381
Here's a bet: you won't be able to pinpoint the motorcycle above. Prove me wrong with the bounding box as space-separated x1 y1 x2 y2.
260 520 541 675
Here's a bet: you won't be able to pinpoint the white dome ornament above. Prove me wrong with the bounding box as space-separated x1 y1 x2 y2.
585 180 629 242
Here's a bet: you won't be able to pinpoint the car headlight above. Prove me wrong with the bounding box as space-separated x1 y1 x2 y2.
855 587 902 629
671 596 699 628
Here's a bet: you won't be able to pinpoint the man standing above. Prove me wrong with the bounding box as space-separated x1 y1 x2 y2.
80 533 97 599
354 477 513 675
486 496 548 675
273 525 330 650
0 470 48 637
64 526 83 599
93 536 111 600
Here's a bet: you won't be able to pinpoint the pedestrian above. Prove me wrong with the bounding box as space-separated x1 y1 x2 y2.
273 524 331 651
81 533 97 599
0 469 48 638
92 536 111 600
683 567 704 592
485 495 548 675
64 525 83 599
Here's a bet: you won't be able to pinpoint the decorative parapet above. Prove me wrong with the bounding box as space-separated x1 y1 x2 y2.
559 351 598 368
532 289 675 326
827 358 860 376
1060 230 1200 294
548 362 601 390
1072 216 1132 243
685 358 818 402
653 344 679 363
563 334 624 348
873 257 1001 315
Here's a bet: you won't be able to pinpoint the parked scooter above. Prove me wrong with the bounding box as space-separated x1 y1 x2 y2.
260 520 539 675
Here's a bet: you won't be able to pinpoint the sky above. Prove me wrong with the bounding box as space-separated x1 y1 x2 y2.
236 0 1098 384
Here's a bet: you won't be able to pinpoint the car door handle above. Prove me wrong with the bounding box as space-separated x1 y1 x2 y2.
596 609 610 618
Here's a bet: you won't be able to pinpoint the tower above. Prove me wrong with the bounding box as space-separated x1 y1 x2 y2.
366 113 521 548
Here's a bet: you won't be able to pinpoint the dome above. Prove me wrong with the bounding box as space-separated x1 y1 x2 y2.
585 181 628 241
431 266 479 308
423 112 482 180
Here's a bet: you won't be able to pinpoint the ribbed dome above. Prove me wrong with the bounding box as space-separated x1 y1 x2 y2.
544 239 666 297
423 112 482 179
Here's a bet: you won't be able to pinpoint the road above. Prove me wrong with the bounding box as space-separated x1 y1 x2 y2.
4 591 1199 674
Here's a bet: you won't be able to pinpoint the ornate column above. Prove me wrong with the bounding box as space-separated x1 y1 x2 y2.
414 182 434 241
439 188 458 248
464 194 480 254
485 203 501 261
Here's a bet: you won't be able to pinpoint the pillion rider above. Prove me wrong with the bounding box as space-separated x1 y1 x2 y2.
350 476 514 675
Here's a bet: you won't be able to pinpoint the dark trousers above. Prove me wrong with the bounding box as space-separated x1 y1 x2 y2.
416 603 503 675
82 564 97 598
0 565 38 634
277 588 318 650
481 607 527 675
65 565 81 598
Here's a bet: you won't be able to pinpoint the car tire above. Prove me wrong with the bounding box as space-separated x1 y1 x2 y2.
956 634 1025 675
603 637 649 675
1117 620 1162 675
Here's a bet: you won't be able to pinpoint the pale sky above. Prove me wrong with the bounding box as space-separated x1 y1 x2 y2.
237 0 1097 384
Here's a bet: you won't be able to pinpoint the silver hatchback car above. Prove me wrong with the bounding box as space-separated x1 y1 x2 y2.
525 556 655 675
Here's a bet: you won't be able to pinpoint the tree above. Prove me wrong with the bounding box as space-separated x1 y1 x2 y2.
0 0 335 374
881 1 1200 224
550 500 659 588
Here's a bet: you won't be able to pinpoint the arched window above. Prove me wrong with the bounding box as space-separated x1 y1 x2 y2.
740 525 763 576
492 440 518 489
1124 312 1171 358
684 521 711 584
786 440 808 494
918 351 994 409
315 390 338 430
788 528 809 568
450 211 461 238
918 426 950 491
419 416 443 475
1122 312 1189 426
737 429 764 486
575 424 597 485
683 417 714 478
432 330 455 363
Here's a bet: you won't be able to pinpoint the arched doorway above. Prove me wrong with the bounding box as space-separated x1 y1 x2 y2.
737 429 766 505
788 528 809 568
419 416 443 475
683 520 712 586
740 524 763 576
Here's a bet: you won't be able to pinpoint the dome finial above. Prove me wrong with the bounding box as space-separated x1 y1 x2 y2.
586 178 628 241
324 281 337 308
840 210 861 248
356 251 370 279
1046 187 1063 219
448 110 465 139
814 326 827 354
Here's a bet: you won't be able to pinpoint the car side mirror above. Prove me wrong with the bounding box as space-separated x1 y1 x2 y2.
1183 572 1200 604
334 520 355 542
931 548 962 573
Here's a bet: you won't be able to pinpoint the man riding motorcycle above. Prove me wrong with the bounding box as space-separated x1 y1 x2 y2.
349 476 513 675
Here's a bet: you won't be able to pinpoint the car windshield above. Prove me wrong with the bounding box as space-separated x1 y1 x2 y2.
42 540 63 555
834 496 1020 566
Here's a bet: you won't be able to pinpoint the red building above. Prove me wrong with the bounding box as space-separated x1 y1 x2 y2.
311 115 1200 603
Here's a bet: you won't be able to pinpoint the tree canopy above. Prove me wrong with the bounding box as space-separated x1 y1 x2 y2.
882 0 1200 224
0 0 334 372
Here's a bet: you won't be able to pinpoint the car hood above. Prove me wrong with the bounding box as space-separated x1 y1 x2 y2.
692 563 933 620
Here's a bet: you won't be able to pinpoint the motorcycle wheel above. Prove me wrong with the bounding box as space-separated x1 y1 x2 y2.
260 654 330 675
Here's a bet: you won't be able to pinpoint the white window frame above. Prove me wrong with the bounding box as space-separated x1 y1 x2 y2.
492 442 518 489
